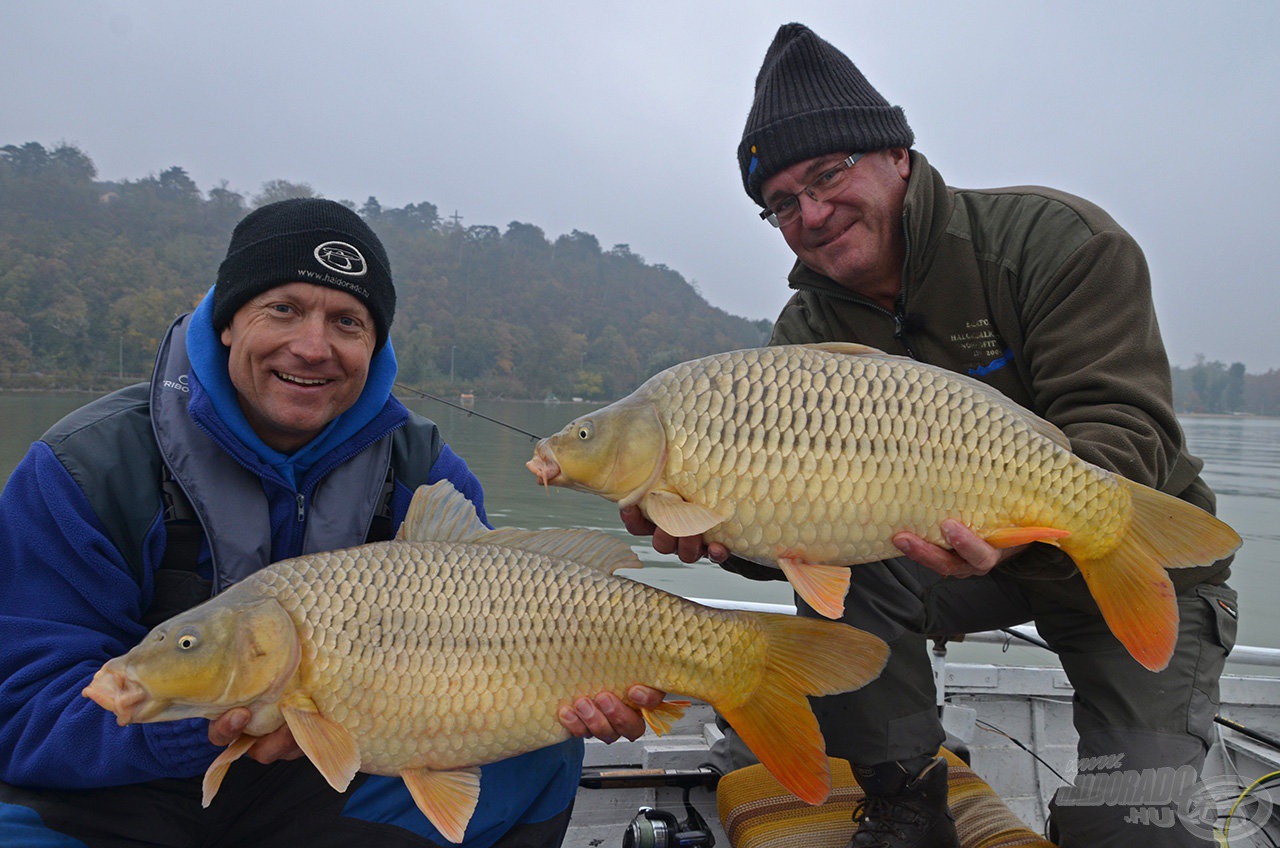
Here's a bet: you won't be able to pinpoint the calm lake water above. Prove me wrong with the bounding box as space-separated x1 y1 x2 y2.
3 391 1276 665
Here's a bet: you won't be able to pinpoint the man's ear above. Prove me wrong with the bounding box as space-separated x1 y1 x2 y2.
889 147 911 179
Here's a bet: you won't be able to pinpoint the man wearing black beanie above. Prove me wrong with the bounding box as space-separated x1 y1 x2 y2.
0 197 584 847
615 22 1234 848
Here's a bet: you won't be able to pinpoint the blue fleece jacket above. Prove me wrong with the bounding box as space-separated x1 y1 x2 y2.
0 298 581 846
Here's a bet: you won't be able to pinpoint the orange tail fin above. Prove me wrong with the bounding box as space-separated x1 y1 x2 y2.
1068 478 1241 672
717 614 887 805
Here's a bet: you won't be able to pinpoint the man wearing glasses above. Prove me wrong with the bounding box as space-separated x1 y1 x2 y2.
594 21 1235 848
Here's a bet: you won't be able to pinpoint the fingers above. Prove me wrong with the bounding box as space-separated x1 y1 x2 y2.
245 726 303 764
894 520 1004 578
619 506 655 537
208 707 250 747
209 709 302 764
557 688 667 744
620 506 729 564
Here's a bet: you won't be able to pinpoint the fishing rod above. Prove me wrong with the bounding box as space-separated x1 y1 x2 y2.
995 627 1280 753
393 382 544 441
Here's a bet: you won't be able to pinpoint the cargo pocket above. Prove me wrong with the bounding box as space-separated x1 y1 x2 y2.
1199 582 1239 654
1185 582 1238 742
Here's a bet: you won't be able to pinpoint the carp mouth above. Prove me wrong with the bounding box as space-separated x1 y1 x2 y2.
82 663 156 726
526 446 562 489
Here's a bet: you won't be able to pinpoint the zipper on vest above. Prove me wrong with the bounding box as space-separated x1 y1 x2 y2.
892 310 918 359
295 492 306 523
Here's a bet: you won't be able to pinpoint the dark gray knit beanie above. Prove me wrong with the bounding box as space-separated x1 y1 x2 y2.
214 198 395 351
738 23 914 207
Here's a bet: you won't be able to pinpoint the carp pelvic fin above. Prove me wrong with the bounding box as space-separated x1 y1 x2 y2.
641 491 727 537
398 481 490 544
777 556 851 619
638 699 692 736
401 766 483 845
202 733 255 807
485 528 643 573
281 697 360 794
984 526 1071 549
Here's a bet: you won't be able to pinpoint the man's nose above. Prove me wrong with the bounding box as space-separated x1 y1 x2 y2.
290 316 331 360
797 191 834 226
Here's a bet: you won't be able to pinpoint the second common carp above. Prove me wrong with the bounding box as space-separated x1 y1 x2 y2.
527 343 1241 673
83 480 888 843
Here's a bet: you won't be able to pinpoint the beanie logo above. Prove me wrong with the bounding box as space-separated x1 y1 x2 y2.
313 241 368 277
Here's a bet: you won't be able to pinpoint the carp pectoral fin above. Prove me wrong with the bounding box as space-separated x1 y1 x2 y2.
777 557 850 619
281 699 360 794
641 491 726 537
201 733 255 808
401 766 482 845
638 699 692 736
984 526 1071 549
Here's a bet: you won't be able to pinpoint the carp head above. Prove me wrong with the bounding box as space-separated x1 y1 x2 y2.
527 396 667 508
83 594 301 726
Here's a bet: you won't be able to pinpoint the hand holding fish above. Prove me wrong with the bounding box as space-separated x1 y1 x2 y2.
557 686 667 743
208 707 304 764
893 520 1028 579
619 505 730 564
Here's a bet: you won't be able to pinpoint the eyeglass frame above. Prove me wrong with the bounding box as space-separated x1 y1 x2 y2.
758 153 865 228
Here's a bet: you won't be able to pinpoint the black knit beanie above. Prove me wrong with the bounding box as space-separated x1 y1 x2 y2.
214 198 395 351
738 23 914 207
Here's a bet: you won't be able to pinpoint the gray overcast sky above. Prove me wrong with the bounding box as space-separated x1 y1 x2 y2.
3 1 1277 371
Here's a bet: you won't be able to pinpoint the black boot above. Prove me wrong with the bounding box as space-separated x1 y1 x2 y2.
846 756 959 848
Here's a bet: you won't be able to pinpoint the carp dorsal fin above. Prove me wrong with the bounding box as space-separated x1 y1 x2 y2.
1022 413 1072 450
397 481 490 544
803 342 892 357
485 528 643 573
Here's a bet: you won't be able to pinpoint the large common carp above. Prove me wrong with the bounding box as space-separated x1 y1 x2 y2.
526 343 1242 673
82 481 888 843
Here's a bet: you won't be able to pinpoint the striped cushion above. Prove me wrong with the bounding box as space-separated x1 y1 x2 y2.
717 749 1055 848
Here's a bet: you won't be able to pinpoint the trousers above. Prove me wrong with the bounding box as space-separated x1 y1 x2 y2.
796 558 1237 848
0 751 576 848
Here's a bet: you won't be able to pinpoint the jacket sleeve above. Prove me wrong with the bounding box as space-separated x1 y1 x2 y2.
1015 227 1194 492
0 443 222 788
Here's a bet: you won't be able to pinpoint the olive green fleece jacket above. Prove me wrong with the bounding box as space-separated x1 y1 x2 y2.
769 151 1229 592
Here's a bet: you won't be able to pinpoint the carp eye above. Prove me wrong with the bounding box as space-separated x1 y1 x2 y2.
176 630 199 651
577 422 593 440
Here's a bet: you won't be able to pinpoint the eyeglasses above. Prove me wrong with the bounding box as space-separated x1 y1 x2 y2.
759 153 865 228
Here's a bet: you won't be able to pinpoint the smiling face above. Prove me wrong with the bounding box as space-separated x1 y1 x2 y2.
762 148 911 306
220 282 376 452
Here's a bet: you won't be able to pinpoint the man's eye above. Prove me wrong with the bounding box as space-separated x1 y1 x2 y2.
815 168 841 186
774 196 798 215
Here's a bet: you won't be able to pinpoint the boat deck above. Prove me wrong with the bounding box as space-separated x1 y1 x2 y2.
567 635 1280 847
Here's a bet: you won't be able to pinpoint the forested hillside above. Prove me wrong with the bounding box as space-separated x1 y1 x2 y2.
4 141 1278 414
0 141 769 400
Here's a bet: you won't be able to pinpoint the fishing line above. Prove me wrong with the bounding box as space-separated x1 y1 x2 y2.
394 383 544 441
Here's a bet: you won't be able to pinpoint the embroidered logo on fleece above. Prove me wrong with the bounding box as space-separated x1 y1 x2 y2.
949 318 1011 375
